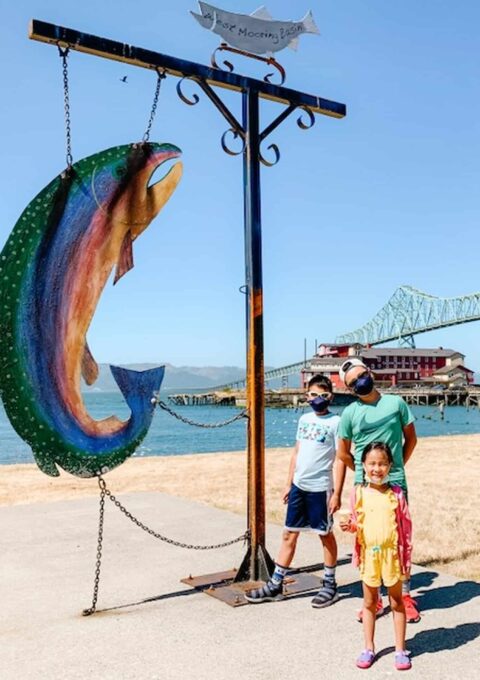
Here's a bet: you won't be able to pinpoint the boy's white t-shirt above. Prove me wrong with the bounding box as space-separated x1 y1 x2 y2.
293 411 340 492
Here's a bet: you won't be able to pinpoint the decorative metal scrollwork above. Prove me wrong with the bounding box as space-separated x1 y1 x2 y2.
263 59 286 86
176 76 200 106
211 44 235 73
221 128 245 156
296 106 315 130
259 142 280 167
211 43 286 86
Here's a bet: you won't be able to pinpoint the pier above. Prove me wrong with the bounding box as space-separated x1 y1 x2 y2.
168 387 480 408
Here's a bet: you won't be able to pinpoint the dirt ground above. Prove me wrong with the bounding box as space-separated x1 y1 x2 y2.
1 433 479 580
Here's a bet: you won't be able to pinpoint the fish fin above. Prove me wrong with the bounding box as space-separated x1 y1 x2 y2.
33 451 61 477
251 6 273 20
82 341 99 386
190 10 213 29
113 230 134 285
198 2 215 19
288 37 299 51
302 10 320 35
110 365 165 412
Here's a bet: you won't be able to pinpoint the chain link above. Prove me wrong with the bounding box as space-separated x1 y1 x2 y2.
154 397 248 428
83 476 249 615
58 46 73 168
102 477 248 549
143 69 166 142
82 481 105 616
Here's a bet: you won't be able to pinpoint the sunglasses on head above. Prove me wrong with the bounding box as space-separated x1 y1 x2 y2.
347 370 369 389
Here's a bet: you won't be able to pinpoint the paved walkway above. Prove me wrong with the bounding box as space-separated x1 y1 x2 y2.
2 492 479 679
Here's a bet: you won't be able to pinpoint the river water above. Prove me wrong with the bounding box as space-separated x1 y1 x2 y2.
0 393 478 465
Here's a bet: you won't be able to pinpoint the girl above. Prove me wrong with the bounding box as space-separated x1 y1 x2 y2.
340 441 412 671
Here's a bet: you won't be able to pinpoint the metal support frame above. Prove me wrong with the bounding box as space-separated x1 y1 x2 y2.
29 19 346 586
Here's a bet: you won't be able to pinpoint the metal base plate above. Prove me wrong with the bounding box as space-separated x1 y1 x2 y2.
181 570 322 607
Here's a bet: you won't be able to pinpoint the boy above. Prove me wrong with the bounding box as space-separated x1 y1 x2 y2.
245 374 346 607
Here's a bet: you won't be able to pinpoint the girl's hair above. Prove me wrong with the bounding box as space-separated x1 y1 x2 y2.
361 441 393 465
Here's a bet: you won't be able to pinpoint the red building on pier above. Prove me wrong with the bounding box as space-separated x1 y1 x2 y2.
301 343 474 390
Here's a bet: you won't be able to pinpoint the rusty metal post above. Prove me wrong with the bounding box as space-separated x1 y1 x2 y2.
235 88 274 582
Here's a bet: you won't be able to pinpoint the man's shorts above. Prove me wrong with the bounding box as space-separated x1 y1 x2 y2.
284 483 333 535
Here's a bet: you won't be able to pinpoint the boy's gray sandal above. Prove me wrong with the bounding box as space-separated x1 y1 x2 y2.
244 580 284 603
311 580 339 608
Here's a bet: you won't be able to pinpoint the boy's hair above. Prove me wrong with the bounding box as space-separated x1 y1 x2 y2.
307 374 333 392
361 441 393 464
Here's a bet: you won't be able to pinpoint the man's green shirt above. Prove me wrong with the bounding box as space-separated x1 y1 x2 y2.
337 394 415 490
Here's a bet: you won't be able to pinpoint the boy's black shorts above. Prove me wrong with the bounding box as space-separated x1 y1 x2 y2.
285 483 333 535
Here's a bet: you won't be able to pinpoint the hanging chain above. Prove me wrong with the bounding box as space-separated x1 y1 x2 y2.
154 397 248 428
58 46 73 169
83 476 249 615
82 479 106 616
143 69 166 142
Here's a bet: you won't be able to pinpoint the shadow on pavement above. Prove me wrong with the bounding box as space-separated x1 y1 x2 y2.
407 622 480 656
93 587 200 615
409 571 480 612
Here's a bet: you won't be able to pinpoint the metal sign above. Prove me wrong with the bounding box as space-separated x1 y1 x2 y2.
191 2 320 55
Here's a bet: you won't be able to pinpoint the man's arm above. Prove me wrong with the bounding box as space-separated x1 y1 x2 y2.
329 457 347 513
402 422 417 465
336 437 355 471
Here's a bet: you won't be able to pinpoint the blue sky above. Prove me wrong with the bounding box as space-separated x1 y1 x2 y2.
1 1 480 370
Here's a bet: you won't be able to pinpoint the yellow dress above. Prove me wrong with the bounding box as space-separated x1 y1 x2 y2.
355 486 404 588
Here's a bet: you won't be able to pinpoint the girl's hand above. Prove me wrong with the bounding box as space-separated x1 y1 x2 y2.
282 486 291 504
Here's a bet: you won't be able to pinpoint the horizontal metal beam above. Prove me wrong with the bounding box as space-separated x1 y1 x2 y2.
29 20 346 119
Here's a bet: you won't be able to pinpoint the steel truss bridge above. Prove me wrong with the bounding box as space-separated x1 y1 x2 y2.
214 286 480 390
335 285 480 348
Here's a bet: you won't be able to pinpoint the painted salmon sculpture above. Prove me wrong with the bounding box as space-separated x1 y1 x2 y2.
0 142 182 477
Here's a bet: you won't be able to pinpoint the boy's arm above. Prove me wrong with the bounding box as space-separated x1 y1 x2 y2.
329 457 347 514
282 442 299 504
402 422 417 465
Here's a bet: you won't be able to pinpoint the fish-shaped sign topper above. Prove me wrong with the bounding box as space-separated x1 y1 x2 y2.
191 3 320 56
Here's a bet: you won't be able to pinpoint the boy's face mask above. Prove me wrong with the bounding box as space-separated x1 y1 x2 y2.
306 391 331 413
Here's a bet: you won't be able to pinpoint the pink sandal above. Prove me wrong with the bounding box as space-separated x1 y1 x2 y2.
356 649 376 669
395 650 412 670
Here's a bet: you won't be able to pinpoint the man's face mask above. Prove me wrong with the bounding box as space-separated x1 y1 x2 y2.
350 372 374 396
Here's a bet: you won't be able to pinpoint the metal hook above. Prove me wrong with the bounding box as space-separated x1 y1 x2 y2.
57 44 69 58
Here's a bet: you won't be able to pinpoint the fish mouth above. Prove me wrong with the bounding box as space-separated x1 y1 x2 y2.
127 146 183 240
145 149 183 217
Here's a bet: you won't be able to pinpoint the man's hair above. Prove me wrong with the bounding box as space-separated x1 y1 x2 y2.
307 374 333 392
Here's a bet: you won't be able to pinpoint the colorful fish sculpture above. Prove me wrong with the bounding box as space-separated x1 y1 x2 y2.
191 3 320 55
0 142 182 477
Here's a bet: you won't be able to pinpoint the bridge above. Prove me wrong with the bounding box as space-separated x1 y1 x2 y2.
335 285 480 347
213 286 480 390
213 361 307 391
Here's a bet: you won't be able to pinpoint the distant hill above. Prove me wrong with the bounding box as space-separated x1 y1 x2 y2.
81 363 251 392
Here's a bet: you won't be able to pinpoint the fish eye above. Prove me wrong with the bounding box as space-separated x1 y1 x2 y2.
114 164 127 179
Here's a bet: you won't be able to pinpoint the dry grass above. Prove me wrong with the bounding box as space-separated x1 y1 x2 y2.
1 434 479 581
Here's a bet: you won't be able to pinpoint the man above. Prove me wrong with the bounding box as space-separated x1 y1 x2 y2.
333 358 420 623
